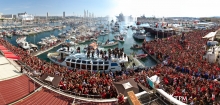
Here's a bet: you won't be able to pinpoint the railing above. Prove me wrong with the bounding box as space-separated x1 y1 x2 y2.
16 60 105 99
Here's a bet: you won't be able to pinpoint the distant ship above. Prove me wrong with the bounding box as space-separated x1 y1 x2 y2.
116 13 133 22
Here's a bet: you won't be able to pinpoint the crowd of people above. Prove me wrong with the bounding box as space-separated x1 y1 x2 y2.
0 38 138 100
143 27 220 104
1 26 220 104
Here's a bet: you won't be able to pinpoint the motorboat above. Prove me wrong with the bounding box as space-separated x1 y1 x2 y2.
16 37 38 51
133 29 146 40
37 41 47 46
65 39 78 46
136 54 148 59
114 35 125 42
130 44 142 49
99 31 106 36
99 40 119 47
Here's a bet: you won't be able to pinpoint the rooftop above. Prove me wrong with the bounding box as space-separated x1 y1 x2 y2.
0 55 21 81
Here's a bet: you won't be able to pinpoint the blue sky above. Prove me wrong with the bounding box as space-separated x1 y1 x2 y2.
0 0 114 16
0 0 220 17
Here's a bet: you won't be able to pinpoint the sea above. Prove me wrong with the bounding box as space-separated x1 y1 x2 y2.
4 21 157 67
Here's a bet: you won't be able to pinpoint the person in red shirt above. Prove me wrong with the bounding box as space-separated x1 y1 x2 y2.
117 93 125 105
102 90 107 99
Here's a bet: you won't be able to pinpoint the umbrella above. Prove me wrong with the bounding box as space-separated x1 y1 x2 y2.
113 78 139 97
45 76 54 82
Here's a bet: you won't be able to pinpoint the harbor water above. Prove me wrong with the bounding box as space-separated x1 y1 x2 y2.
4 22 157 67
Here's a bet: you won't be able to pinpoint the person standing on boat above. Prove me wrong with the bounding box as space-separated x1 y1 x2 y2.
92 50 94 58
96 48 99 57
132 62 135 68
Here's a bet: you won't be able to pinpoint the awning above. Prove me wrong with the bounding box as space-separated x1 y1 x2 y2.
4 54 20 60
0 50 10 53
3 51 14 54
0 46 7 50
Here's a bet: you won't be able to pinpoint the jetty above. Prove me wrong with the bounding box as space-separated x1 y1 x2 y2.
142 48 161 64
125 55 145 69
32 37 71 56
32 42 63 56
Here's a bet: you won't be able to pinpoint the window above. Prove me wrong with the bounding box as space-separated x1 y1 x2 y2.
99 62 103 64
66 59 71 62
104 62 109 64
93 61 97 64
111 63 118 66
82 64 86 69
76 64 80 68
66 62 70 66
82 60 87 63
76 60 81 63
99 65 103 70
71 63 75 68
87 61 91 64
71 59 75 62
104 65 108 70
87 65 91 70
93 65 97 70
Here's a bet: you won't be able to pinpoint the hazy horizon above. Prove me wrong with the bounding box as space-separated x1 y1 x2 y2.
1 0 220 18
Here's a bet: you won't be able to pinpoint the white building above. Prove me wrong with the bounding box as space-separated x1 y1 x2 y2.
17 12 34 21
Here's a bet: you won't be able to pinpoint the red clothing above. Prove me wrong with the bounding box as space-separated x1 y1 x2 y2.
102 92 106 99
118 96 124 103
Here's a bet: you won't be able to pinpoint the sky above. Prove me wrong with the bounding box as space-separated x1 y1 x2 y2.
0 0 219 18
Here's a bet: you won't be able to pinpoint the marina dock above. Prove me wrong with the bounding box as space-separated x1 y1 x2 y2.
32 36 71 56
125 55 145 69
142 48 161 64
32 42 63 56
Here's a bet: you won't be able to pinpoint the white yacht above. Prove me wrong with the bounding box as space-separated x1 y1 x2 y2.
16 37 38 51
132 28 146 40
114 36 125 42
99 40 119 47
47 48 128 71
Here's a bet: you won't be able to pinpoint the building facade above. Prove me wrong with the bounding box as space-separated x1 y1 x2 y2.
1 14 16 19
17 12 34 21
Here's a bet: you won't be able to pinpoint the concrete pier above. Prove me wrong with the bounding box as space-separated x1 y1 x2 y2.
32 36 71 56
125 55 145 69
32 42 63 56
142 48 161 64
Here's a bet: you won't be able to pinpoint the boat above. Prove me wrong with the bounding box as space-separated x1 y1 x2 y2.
37 41 47 46
132 28 146 40
99 31 106 36
130 44 142 49
114 35 125 42
142 18 176 37
47 47 128 71
57 45 76 55
99 40 119 47
65 39 78 46
136 54 148 59
58 33 67 38
16 37 38 51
